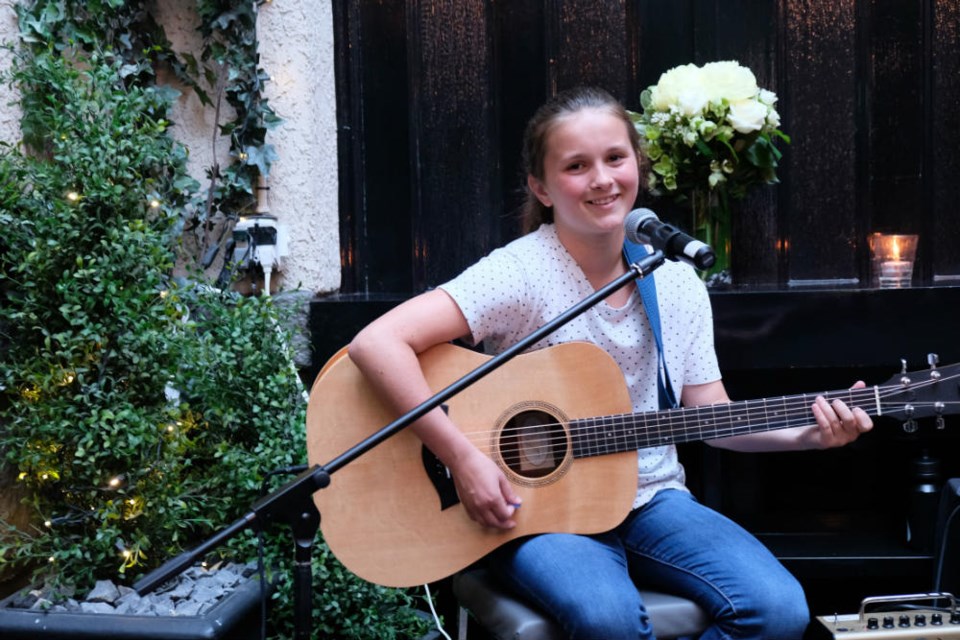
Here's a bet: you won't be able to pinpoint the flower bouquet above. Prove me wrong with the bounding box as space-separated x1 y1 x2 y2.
630 60 789 284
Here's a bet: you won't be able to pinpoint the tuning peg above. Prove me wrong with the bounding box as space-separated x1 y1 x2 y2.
900 358 912 386
928 353 941 380
901 404 918 434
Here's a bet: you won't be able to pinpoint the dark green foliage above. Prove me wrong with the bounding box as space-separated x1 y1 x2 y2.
0 3 431 638
0 49 199 579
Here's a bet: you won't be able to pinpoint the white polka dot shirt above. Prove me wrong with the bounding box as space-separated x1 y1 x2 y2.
439 223 722 508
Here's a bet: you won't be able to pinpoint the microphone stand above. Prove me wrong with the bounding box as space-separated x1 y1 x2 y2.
133 249 667 639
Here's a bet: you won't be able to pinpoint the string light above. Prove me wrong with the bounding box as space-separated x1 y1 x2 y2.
20 385 40 402
149 198 161 209
123 496 144 520
66 191 80 202
40 469 60 481
108 475 124 488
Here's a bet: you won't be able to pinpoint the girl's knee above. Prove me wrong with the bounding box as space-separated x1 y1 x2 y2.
712 576 809 640
745 578 810 640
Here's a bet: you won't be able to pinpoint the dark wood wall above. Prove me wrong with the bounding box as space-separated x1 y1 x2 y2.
333 0 960 293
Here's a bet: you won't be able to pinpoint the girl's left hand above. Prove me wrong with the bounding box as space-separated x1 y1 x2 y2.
810 381 874 448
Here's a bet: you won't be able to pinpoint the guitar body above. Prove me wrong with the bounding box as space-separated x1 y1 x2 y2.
306 342 638 587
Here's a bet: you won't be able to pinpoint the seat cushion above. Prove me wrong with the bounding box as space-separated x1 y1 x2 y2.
453 568 709 640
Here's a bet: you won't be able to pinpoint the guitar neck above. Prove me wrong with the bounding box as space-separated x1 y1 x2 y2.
570 387 878 458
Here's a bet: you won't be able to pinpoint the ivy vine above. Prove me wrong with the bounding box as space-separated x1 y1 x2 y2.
14 0 281 274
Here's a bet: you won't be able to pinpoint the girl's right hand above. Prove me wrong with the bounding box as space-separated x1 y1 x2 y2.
450 448 522 530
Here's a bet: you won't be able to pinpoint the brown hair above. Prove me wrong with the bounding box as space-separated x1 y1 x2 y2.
519 86 643 234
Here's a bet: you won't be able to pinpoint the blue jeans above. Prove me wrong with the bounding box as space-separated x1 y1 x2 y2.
488 489 809 640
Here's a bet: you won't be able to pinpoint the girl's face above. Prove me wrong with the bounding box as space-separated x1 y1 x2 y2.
528 107 640 240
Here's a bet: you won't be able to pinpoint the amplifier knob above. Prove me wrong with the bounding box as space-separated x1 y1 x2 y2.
931 612 943 625
866 617 879 629
914 613 926 626
898 614 910 627
882 615 895 628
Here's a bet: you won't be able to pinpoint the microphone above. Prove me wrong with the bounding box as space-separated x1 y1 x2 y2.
624 208 716 271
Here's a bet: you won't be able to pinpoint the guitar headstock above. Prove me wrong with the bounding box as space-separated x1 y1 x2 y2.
877 354 960 430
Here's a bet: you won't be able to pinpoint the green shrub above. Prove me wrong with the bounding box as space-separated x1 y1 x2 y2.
0 48 205 581
0 45 429 640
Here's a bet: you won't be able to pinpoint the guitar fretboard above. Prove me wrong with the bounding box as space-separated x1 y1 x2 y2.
570 388 865 458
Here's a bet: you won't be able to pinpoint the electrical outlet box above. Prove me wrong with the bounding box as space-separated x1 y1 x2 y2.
232 215 289 272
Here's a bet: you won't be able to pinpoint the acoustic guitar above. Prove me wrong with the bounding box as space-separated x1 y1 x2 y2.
305 341 958 587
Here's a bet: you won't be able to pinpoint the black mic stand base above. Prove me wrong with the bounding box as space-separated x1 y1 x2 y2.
133 465 330 639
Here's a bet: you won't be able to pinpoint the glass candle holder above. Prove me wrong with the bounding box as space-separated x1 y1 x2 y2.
869 233 918 289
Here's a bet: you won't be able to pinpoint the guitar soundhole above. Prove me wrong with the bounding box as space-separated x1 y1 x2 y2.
498 406 569 484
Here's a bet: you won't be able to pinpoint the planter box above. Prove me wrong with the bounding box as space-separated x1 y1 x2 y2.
0 576 269 640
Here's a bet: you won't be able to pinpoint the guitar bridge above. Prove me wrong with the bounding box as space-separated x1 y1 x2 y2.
421 445 460 510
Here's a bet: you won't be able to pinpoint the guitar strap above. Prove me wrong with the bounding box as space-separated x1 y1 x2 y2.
623 239 679 410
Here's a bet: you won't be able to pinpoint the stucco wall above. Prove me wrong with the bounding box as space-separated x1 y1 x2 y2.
0 1 19 141
0 0 340 295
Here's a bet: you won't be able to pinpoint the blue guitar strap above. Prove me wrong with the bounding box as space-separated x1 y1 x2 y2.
623 240 679 410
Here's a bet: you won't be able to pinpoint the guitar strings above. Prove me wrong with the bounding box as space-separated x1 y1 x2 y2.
482 396 960 462
484 396 958 455
483 397 960 463
454 372 960 462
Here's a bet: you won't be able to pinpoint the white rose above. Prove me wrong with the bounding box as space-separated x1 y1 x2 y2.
677 89 708 116
700 61 758 103
650 64 702 110
727 99 767 134
766 106 781 128
759 88 778 106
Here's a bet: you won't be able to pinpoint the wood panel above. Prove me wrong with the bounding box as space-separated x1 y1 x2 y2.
332 0 960 292
334 0 411 293
869 0 926 237
781 0 859 285
493 1 547 224
932 0 960 280
407 0 502 288
545 0 632 97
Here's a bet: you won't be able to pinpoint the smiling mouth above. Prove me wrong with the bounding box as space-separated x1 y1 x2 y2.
588 195 619 206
